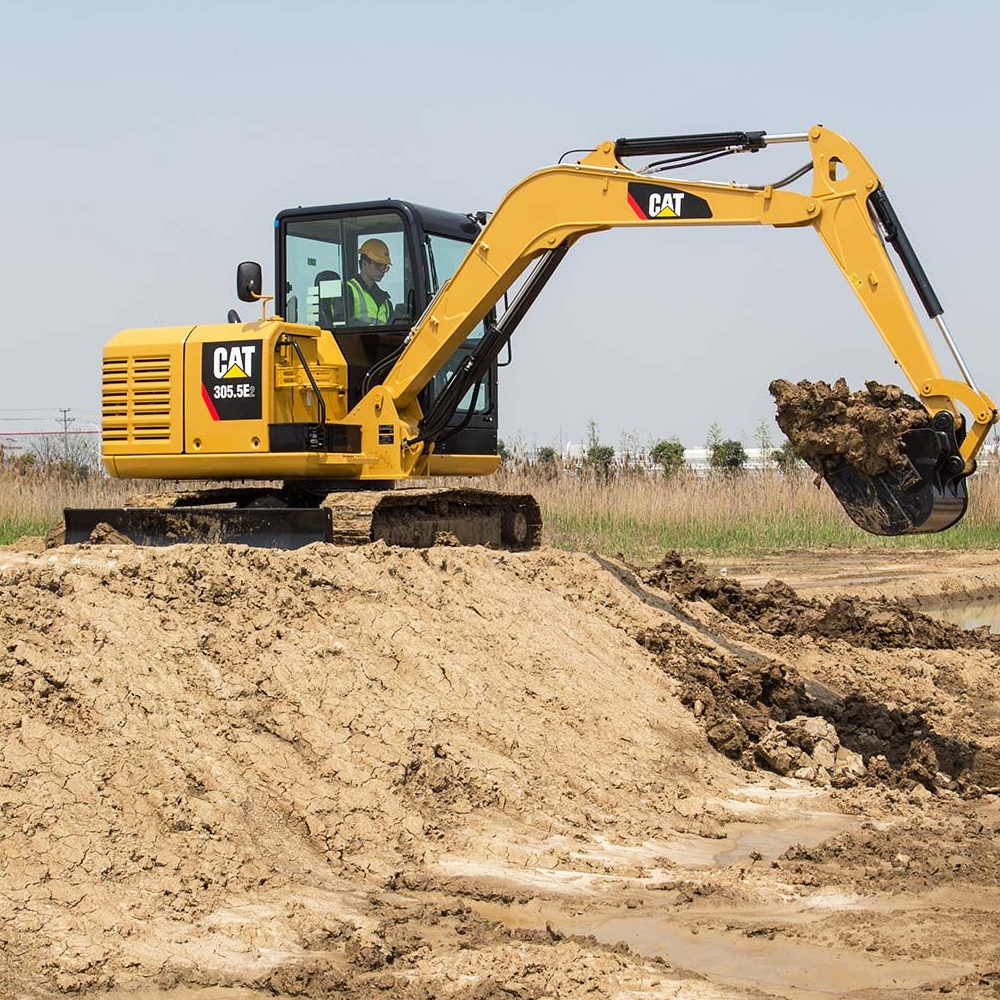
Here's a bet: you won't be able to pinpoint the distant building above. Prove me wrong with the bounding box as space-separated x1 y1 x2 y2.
561 442 772 472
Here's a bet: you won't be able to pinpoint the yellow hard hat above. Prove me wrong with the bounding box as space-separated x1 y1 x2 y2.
359 238 392 266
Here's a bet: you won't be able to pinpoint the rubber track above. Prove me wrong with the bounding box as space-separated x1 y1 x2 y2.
322 488 543 549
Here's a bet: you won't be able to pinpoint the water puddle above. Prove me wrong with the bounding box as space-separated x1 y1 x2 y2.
652 813 858 869
471 898 969 1000
923 596 1000 633
713 816 857 865
440 794 863 888
824 575 895 587
461 802 961 999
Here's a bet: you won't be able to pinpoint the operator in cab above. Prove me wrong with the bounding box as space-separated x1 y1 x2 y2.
347 239 393 325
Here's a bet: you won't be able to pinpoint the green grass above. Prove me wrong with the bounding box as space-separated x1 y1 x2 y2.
0 469 141 548
0 517 51 546
542 505 1000 561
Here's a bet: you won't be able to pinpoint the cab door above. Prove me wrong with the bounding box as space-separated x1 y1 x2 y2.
279 206 420 410
421 232 498 457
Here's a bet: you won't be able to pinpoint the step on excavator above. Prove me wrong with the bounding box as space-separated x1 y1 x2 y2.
66 125 997 547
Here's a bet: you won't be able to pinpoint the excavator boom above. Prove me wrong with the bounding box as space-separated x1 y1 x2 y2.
375 125 995 534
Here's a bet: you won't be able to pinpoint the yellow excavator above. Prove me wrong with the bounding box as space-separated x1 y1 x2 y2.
67 125 997 547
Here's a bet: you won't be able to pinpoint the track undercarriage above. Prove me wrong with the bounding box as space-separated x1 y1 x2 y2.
64 486 543 550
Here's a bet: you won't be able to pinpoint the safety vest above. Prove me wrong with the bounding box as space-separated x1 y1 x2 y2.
347 278 391 325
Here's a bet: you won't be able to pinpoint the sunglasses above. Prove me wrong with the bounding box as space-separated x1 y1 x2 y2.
362 257 391 272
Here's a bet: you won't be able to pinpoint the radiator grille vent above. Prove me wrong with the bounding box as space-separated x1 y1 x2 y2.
102 355 173 444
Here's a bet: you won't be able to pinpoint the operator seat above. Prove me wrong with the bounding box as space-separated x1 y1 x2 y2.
315 270 344 329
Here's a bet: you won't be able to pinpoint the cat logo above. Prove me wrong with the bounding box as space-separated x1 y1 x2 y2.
647 191 686 218
627 182 713 221
213 344 256 380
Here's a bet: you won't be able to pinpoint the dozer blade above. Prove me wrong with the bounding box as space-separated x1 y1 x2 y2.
823 425 968 535
63 507 333 548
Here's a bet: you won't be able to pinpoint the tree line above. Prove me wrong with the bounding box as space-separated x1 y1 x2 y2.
499 419 802 480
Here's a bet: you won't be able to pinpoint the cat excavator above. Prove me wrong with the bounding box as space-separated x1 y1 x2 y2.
66 125 997 547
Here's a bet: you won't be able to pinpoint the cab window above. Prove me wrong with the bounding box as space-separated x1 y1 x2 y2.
284 212 415 330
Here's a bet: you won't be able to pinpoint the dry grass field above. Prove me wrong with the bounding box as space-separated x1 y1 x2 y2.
4 463 1000 556
0 470 137 545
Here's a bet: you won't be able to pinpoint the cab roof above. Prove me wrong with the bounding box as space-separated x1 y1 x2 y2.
275 199 482 242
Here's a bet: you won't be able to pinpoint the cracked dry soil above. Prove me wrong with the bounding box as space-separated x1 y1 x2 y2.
3 538 1000 999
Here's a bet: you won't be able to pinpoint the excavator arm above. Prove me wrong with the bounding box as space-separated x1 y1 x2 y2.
376 125 995 535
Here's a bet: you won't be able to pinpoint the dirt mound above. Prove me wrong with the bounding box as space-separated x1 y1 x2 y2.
0 541 735 997
643 550 993 653
769 377 929 475
3 540 1000 998
87 521 135 545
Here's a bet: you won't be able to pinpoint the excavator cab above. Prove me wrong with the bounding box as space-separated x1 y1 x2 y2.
275 200 499 459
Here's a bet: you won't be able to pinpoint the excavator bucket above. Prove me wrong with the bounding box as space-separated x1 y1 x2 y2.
823 425 968 535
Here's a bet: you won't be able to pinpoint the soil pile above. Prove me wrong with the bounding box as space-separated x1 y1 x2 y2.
643 550 997 653
769 377 929 475
0 541 737 998
3 539 1000 999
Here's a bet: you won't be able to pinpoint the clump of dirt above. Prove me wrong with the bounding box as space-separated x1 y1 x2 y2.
87 522 135 545
769 377 929 476
635 625 795 748
635 618 869 786
636 552 1000 792
633 617 919 788
42 522 65 548
782 809 1000 893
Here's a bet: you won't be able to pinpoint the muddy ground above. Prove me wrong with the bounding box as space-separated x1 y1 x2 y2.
3 539 1000 999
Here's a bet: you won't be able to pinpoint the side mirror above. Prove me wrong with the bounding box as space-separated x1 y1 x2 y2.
236 261 264 303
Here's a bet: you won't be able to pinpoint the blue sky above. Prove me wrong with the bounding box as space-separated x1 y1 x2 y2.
3 0 997 452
